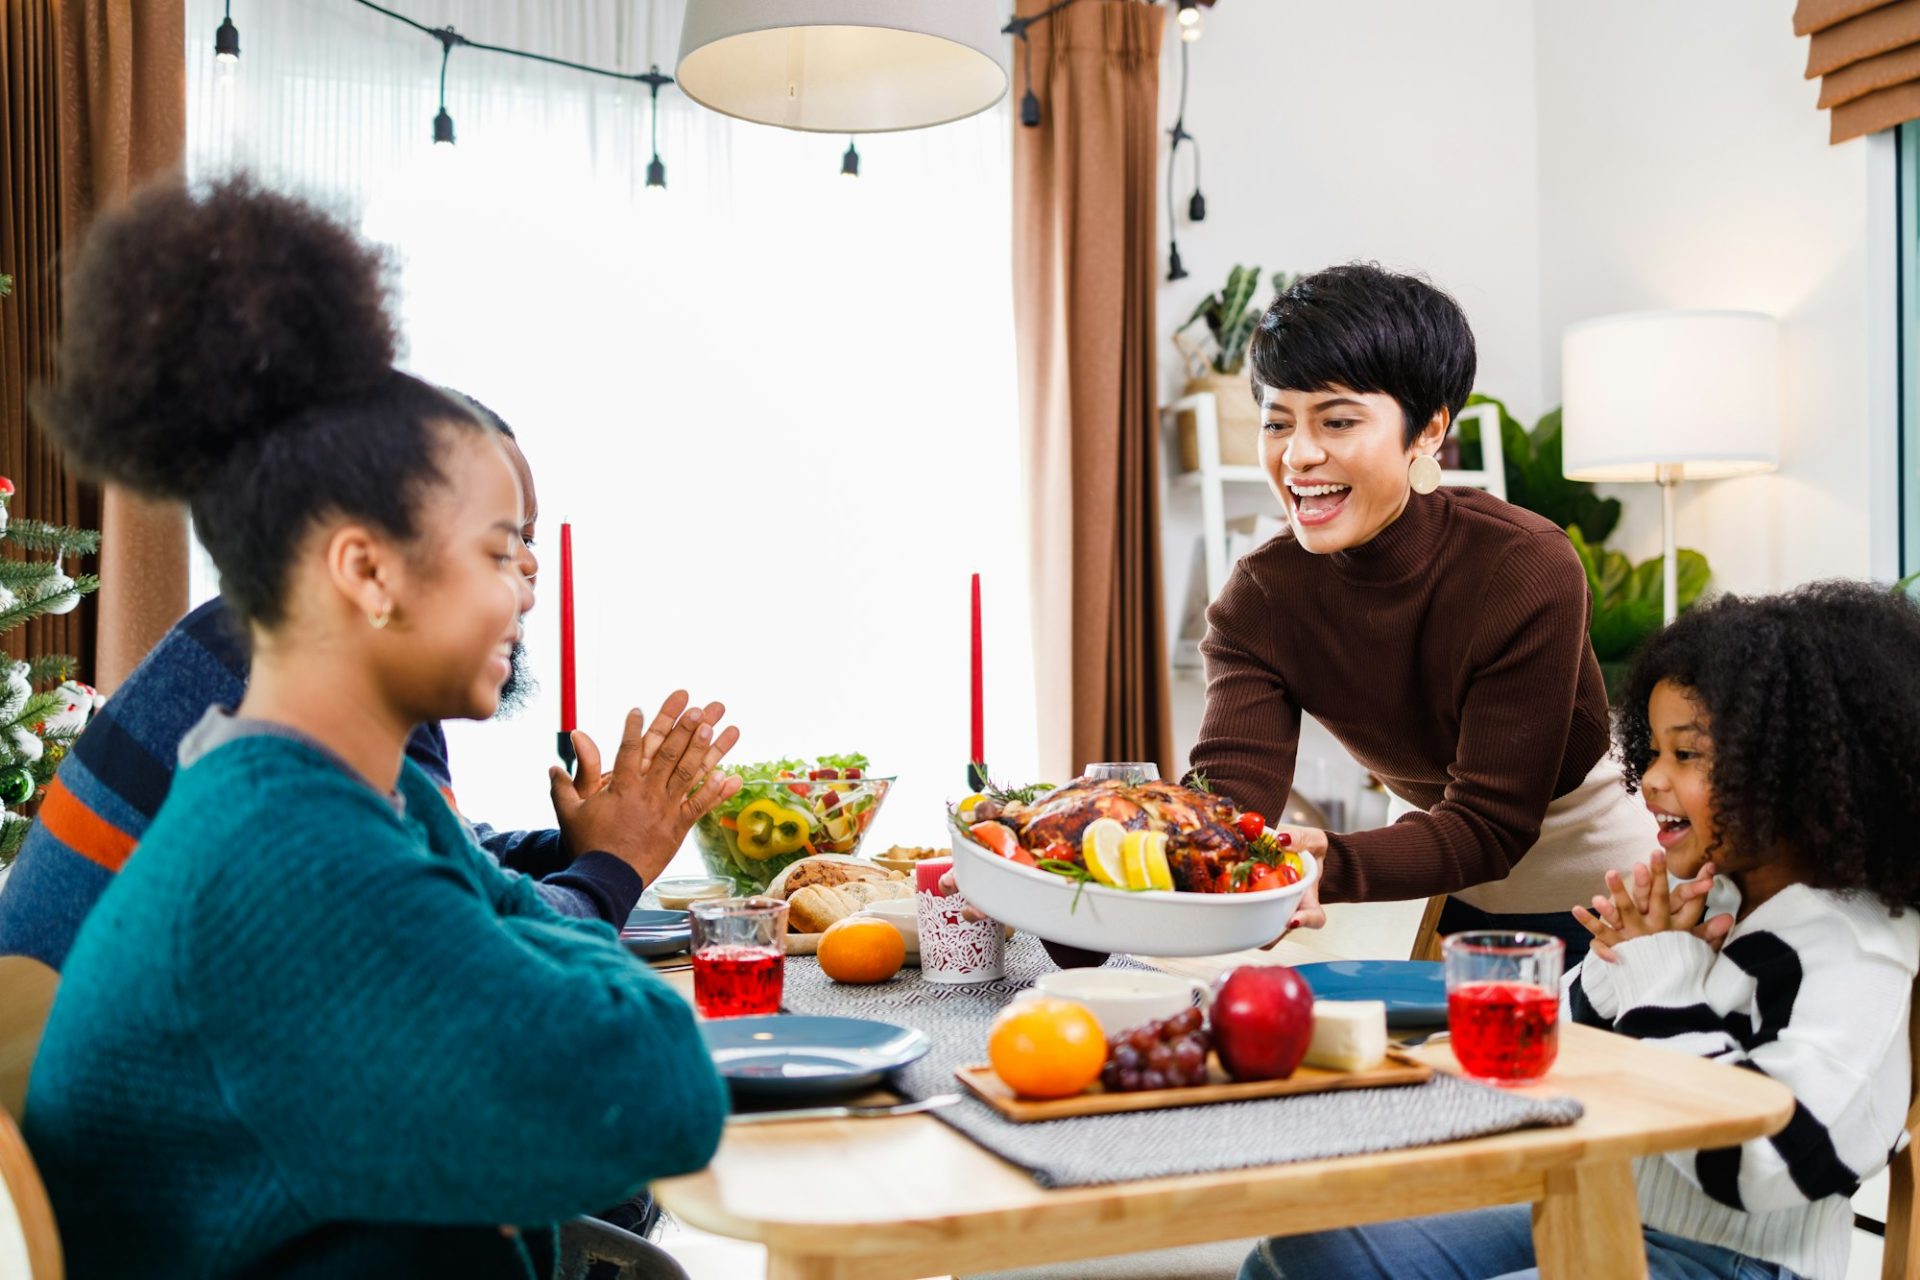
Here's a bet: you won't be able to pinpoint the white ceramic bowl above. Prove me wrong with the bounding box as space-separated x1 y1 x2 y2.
947 820 1318 957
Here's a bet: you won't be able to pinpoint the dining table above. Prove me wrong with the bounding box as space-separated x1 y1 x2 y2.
649 928 1795 1280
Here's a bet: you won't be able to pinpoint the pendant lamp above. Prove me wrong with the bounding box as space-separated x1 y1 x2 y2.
677 0 1009 133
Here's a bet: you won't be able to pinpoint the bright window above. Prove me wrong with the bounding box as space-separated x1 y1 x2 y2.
184 0 1037 864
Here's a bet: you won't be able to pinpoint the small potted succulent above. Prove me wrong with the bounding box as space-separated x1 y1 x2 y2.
1171 265 1294 471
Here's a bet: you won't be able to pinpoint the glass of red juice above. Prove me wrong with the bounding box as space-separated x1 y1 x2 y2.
1443 931 1564 1084
689 896 789 1018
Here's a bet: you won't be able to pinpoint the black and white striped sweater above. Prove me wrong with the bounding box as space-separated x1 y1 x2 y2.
1562 883 1920 1280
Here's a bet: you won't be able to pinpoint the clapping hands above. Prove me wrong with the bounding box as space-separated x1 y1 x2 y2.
548 689 742 887
1572 849 1733 964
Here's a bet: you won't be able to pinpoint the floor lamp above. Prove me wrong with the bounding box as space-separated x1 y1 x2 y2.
1561 310 1781 624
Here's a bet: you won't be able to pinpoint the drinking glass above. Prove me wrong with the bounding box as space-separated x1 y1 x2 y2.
1084 762 1161 784
1443 931 1564 1084
690 896 788 1018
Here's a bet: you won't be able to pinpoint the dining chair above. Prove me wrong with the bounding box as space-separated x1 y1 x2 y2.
0 1104 62 1279
1877 980 1920 1280
0 955 58 1123
1409 896 1447 962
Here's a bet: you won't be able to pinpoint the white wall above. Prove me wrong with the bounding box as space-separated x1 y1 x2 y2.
1156 1 1547 421
1534 0 1891 592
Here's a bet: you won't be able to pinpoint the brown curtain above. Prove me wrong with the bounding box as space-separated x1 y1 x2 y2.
53 0 187 691
1 0 99 673
1013 0 1173 781
1797 0 1920 142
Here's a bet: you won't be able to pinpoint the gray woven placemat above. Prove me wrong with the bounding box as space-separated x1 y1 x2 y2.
779 935 1583 1189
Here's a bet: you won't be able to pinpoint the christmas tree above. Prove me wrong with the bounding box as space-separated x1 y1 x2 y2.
0 478 103 864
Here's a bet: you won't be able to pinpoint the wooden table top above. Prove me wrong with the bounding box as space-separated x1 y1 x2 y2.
650 938 1795 1277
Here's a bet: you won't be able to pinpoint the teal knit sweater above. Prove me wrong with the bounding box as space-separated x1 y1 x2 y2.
23 734 727 1278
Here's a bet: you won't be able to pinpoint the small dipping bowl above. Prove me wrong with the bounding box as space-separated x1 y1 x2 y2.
652 876 735 912
855 898 921 950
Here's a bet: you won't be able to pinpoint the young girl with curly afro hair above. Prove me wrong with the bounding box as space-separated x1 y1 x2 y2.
1242 580 1920 1280
20 177 730 1279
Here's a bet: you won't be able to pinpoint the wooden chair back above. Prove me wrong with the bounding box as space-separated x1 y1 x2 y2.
0 1106 61 1278
0 956 57 1124
1881 979 1920 1280
1409 895 1447 962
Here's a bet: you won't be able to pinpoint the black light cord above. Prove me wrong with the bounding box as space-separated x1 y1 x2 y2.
1002 0 1084 128
1166 31 1202 279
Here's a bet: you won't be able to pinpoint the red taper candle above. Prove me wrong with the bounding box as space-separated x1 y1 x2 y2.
558 521 577 764
970 573 984 777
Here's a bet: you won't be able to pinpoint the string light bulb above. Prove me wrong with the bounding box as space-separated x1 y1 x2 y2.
641 65 671 190
432 34 456 144
214 1 240 62
1176 0 1205 40
841 138 860 177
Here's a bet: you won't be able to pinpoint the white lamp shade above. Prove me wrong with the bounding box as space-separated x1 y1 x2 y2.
1561 309 1781 483
676 0 1009 134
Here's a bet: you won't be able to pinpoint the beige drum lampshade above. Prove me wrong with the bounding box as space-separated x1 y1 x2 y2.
676 0 1009 133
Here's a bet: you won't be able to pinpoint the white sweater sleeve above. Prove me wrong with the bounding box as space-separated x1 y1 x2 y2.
1606 918 1911 1213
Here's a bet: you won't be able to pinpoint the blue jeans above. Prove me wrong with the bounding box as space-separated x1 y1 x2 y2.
1239 1206 1802 1280
1436 897 1594 968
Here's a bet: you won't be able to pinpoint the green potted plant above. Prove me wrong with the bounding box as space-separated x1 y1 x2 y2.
1171 265 1294 471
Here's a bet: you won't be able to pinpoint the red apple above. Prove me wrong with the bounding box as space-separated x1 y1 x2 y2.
1208 964 1314 1082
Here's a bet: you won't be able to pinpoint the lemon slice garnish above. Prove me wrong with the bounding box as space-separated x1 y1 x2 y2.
957 793 990 820
1141 831 1173 891
1081 818 1127 888
1119 831 1159 891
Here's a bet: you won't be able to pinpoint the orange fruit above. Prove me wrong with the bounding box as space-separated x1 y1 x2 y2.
987 998 1107 1099
817 916 907 984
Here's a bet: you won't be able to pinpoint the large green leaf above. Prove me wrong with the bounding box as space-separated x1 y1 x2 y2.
1624 550 1710 610
1596 548 1632 603
1566 524 1602 597
1590 598 1663 662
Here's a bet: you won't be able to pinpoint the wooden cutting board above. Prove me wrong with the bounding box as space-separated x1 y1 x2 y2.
955 1051 1433 1123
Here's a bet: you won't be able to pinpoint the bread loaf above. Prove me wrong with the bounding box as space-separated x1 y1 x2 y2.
786 880 912 933
767 855 902 899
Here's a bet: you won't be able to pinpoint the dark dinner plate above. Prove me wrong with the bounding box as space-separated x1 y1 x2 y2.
620 908 692 958
700 1015 932 1098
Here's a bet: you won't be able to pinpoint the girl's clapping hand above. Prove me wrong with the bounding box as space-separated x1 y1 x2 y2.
1572 849 1734 963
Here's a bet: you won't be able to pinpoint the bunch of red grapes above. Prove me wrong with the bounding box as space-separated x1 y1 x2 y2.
1101 1007 1211 1093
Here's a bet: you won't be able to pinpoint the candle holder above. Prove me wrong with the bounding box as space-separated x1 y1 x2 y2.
557 730 577 772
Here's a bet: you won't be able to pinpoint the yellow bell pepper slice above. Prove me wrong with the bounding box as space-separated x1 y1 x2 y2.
736 798 812 860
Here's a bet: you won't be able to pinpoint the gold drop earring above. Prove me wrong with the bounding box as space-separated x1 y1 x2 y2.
369 600 394 630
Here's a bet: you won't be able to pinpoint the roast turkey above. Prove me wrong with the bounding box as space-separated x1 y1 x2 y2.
998 778 1248 893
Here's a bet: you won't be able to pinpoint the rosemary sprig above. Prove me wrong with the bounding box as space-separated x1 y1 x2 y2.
1035 857 1094 913
1187 770 1215 794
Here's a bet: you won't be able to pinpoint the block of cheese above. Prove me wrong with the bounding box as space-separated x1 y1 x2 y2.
1302 1000 1389 1072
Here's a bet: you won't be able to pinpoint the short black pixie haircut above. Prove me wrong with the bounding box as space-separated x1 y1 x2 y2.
1616 581 1920 912
34 177 488 628
1249 263 1477 448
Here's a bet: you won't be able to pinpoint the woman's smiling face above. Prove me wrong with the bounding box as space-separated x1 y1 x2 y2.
1259 384 1447 554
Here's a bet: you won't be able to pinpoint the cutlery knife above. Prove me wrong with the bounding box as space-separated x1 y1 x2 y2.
726 1093 961 1125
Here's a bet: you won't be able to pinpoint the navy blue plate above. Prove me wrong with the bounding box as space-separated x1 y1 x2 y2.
700 1015 932 1098
1295 960 1447 1028
620 908 691 958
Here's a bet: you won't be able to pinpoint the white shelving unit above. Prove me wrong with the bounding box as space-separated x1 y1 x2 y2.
1165 394 1508 600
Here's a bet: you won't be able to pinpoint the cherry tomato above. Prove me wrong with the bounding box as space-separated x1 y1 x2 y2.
1276 862 1301 886
1212 868 1236 894
1234 811 1266 841
1243 866 1286 894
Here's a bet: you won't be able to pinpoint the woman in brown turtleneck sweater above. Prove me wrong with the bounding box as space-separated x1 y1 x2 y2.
1190 264 1659 960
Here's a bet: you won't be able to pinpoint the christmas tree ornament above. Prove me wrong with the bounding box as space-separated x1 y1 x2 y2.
39 554 78 616
8 727 43 764
0 476 14 536
0 766 34 806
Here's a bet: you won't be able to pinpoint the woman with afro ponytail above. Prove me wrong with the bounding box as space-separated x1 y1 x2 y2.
20 178 730 1279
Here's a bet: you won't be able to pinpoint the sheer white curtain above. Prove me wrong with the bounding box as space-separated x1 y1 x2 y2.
184 0 1038 866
